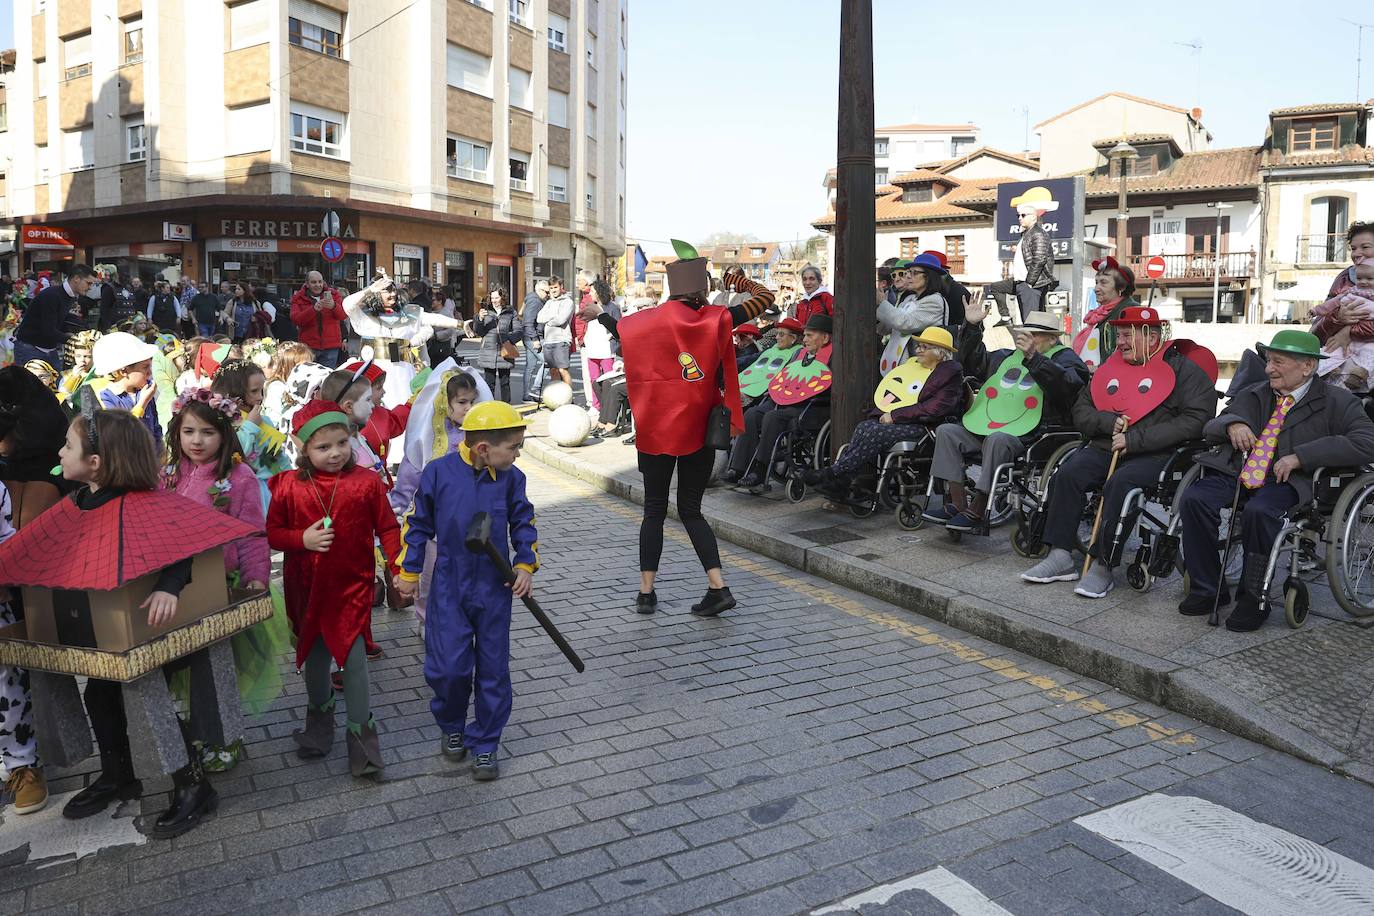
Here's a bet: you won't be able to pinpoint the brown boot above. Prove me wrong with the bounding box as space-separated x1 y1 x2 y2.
346 718 383 778
293 700 336 759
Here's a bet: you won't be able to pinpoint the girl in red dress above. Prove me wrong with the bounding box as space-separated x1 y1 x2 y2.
266 400 401 777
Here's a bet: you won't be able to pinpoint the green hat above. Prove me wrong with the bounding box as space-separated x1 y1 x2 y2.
1258 329 1323 360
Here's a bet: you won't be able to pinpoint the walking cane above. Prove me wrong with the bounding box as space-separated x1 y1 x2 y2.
1082 419 1129 579
465 512 586 673
1209 466 1247 628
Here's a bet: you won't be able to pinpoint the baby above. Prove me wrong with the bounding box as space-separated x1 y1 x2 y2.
1313 261 1374 391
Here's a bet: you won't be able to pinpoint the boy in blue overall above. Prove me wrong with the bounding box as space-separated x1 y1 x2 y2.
394 400 538 780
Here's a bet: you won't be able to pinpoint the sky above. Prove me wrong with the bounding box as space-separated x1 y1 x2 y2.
625 0 1357 252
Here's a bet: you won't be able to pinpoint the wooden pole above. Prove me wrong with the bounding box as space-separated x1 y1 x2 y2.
831 0 877 457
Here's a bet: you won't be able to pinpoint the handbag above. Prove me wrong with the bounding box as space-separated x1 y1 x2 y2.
704 404 732 450
500 341 520 361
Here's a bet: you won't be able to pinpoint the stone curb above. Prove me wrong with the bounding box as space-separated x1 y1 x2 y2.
525 435 1367 785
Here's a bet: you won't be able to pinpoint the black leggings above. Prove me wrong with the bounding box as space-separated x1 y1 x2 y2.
638 446 721 574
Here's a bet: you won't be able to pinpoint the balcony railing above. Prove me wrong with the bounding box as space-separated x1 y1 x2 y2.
1296 233 1350 266
1126 251 1255 282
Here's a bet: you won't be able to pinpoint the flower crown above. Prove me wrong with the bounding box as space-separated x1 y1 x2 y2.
172 387 241 420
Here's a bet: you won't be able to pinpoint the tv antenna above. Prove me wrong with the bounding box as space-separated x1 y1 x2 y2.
1342 19 1374 100
1173 40 1203 107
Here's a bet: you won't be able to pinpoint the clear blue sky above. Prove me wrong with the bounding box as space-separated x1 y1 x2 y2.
626 0 1359 249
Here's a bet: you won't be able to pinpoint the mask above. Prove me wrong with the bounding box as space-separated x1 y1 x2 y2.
739 344 799 397
963 350 1052 437
873 359 933 411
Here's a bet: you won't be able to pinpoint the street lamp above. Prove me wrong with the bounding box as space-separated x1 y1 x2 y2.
1108 140 1138 269
1209 201 1234 323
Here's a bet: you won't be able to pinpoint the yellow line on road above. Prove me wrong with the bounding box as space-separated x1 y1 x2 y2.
526 461 1197 748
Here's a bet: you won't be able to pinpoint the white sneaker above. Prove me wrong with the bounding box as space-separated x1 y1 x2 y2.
1021 549 1079 584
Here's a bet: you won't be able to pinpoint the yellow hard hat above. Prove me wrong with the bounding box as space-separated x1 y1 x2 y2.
460 400 529 432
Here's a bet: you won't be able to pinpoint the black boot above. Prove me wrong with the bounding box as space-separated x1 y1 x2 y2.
150 756 218 839
62 748 140 820
1226 553 1271 632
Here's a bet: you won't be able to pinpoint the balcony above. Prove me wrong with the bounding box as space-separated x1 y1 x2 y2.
1296 233 1349 266
1126 251 1255 283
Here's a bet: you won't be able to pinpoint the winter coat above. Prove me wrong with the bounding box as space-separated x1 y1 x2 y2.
473 306 521 370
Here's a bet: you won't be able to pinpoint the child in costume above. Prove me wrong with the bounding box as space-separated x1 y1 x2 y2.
1312 259 1374 392
212 360 293 509
267 401 402 777
0 482 45 815
395 400 538 781
54 407 219 836
92 331 162 445
162 388 288 772
390 363 491 625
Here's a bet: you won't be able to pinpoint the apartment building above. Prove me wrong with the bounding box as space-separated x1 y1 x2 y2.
5 0 627 314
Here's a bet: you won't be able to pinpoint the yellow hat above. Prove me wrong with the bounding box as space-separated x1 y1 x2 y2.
460 400 529 432
912 326 956 352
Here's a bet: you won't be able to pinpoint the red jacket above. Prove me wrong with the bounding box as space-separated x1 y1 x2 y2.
290 285 347 351
794 290 834 326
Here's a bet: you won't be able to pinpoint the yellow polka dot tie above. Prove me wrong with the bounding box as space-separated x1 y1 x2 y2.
1239 395 1294 490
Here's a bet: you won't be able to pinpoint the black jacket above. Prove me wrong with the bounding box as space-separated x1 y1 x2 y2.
15 283 77 350
1072 348 1215 454
1020 223 1055 289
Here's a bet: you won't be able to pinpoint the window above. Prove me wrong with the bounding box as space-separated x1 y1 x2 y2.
548 89 569 128
586 103 596 139
508 0 528 26
875 168 888 186
899 237 919 259
586 33 597 65
1291 117 1339 153
224 103 272 155
508 66 532 110
289 1 344 57
509 150 531 191
446 44 492 96
548 13 569 52
874 137 888 157
62 129 94 171
126 119 146 161
123 18 144 64
586 176 598 211
35 60 48 98
548 165 569 202
290 104 345 158
63 33 92 80
447 136 490 182
229 0 272 50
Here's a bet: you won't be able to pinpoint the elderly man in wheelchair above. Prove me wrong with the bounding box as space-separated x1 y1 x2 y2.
1178 330 1374 631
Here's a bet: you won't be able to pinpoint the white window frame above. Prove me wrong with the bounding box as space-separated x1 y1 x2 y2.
508 65 532 111
446 43 492 97
63 33 92 81
547 165 569 202
509 150 531 191
548 13 568 52
548 89 569 129
123 18 144 64
229 0 273 51
448 135 491 183
290 103 346 159
62 128 94 172
126 119 147 162
508 0 528 26
586 175 597 211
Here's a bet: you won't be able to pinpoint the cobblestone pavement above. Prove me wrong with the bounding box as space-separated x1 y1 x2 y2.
4 459 1374 914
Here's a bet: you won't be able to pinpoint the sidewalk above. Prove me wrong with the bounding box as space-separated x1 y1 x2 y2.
521 407 1374 786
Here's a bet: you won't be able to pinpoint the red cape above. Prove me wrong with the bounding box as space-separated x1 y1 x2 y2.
0 490 258 590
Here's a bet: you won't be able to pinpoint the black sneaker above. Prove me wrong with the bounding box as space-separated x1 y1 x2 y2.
1179 590 1230 616
472 751 499 781
635 590 657 614
442 733 467 760
691 587 736 617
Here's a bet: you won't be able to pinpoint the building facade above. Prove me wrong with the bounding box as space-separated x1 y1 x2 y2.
5 0 627 314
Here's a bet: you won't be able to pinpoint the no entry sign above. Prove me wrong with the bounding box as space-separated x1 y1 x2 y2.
1145 255 1167 280
321 237 344 263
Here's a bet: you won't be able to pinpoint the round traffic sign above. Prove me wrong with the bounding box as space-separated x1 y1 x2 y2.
321 237 344 263
1145 255 1167 280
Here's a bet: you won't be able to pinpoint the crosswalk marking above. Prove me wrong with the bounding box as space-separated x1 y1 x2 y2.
1077 793 1374 916
811 866 1014 915
0 791 146 866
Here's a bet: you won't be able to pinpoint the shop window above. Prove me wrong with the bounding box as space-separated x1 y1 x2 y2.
510 150 531 191
549 89 569 128
508 0 528 27
1291 117 1338 153
123 18 143 64
126 119 146 162
548 165 568 202
63 33 92 81
447 43 492 97
229 0 272 51
290 104 345 159
548 13 568 52
509 65 532 111
448 135 490 182
586 175 597 211
62 128 93 172
289 0 344 59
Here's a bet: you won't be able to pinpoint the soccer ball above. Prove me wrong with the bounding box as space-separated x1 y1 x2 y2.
542 381 574 410
548 404 592 447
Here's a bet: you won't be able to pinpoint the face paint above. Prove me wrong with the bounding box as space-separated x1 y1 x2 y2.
873 358 933 411
769 348 833 406
962 350 1052 437
739 344 800 397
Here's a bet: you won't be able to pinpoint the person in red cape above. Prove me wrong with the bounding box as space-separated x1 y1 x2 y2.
1072 257 1138 369
618 242 773 617
266 400 401 777
1020 306 1215 600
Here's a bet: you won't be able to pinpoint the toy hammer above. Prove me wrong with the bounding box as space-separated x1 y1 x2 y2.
465 512 585 673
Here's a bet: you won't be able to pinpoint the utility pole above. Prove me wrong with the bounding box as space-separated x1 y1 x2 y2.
831 0 877 457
